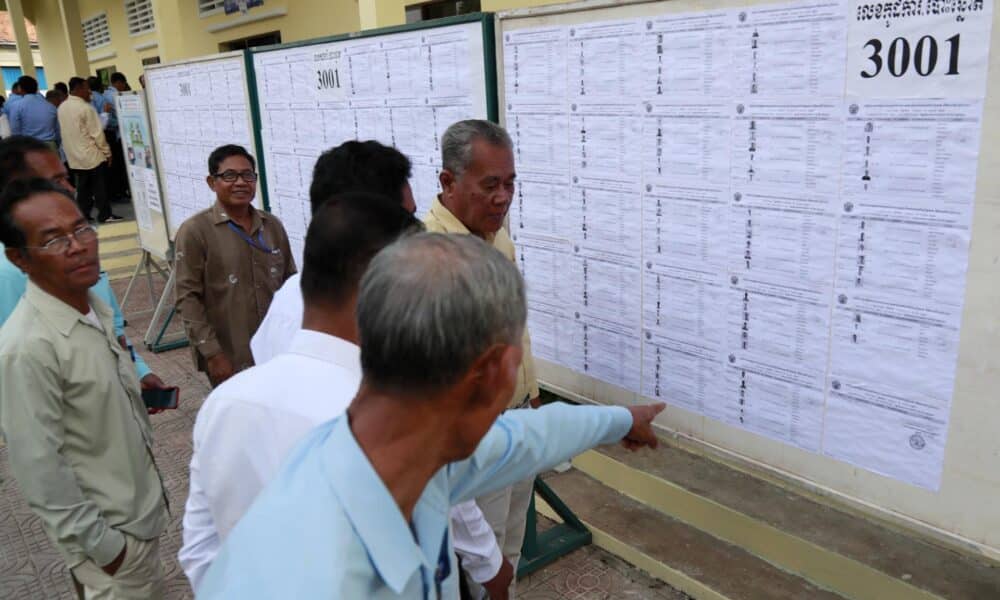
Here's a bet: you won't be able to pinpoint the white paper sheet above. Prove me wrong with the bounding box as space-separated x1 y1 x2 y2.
846 0 994 97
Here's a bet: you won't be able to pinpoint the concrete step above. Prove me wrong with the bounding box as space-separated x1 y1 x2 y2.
560 442 1000 600
537 468 847 600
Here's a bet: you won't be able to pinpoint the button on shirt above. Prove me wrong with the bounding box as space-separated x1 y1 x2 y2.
174 202 296 373
57 95 111 170
249 272 303 364
198 403 632 599
9 93 58 141
0 282 168 568
180 329 361 590
423 197 540 408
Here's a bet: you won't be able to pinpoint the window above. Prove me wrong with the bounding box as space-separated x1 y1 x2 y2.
142 56 161 66
96 66 117 88
405 0 480 23
219 31 281 52
3 67 49 92
125 0 156 35
199 0 226 16
82 13 111 50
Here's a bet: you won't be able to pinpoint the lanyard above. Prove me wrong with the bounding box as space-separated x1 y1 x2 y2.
227 221 279 255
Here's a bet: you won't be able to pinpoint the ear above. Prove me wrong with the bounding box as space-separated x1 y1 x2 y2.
5 246 30 274
206 175 217 192
468 343 522 408
439 169 456 197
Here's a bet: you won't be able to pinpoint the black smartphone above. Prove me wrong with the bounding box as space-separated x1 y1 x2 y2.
141 386 179 410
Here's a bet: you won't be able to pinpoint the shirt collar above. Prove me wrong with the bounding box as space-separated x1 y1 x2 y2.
212 201 265 231
321 416 429 593
287 329 360 375
429 196 497 244
23 280 111 337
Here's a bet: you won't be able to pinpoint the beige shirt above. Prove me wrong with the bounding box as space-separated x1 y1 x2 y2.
423 197 540 408
57 95 111 170
174 202 296 374
0 282 167 568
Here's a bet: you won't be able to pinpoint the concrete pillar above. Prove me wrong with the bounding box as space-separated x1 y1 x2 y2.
7 0 36 77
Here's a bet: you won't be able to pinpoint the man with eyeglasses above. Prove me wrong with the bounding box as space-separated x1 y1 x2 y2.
0 136 166 393
175 144 296 387
0 178 170 599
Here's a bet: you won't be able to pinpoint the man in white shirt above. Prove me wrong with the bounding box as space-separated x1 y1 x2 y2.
250 140 416 365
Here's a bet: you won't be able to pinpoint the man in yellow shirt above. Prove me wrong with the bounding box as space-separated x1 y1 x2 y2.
57 77 121 223
423 119 539 598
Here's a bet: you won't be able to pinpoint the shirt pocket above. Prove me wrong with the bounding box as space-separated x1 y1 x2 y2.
264 250 287 293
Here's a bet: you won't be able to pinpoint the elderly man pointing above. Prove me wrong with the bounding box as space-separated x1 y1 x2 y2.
198 232 664 598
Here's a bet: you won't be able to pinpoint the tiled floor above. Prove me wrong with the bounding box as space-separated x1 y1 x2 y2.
0 277 687 599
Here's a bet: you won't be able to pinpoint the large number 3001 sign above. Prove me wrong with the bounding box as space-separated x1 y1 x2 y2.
316 68 341 91
861 34 961 78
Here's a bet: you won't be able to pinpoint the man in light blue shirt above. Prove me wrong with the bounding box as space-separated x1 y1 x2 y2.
3 81 24 117
8 76 58 145
87 76 111 122
0 135 157 384
199 233 664 598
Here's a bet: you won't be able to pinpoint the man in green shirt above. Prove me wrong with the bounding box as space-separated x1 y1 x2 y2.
0 178 169 599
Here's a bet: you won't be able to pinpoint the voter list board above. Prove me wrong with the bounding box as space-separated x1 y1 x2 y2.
501 0 993 490
144 52 258 239
250 15 494 266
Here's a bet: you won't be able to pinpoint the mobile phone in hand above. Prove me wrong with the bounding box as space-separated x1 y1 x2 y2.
141 386 179 410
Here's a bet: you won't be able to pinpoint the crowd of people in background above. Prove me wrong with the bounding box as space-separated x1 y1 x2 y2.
0 70 140 224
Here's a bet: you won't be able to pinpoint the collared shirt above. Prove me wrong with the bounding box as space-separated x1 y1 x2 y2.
423 197 540 407
9 93 58 141
103 87 119 131
180 329 362 591
89 89 108 116
57 95 111 170
2 93 23 116
199 402 632 598
230 322 503 589
0 282 168 568
248 272 302 364
174 202 296 373
0 245 151 378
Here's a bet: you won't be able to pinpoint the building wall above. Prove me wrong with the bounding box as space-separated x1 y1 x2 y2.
75 0 361 81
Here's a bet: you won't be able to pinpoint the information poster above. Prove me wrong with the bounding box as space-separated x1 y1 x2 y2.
145 56 256 237
252 21 490 266
503 0 992 489
117 93 157 232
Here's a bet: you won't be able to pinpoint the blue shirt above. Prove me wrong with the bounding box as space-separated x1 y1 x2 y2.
9 93 58 141
3 93 24 117
103 87 119 132
199 402 632 599
89 90 108 118
0 245 151 379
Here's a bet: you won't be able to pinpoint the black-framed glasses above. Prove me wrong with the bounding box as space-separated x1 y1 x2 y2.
212 170 258 183
23 224 98 254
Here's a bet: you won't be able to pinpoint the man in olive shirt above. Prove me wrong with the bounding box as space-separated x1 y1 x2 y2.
424 120 540 598
175 144 296 386
0 178 168 598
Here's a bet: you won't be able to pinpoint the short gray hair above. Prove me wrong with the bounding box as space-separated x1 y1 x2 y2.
441 119 513 178
357 232 526 392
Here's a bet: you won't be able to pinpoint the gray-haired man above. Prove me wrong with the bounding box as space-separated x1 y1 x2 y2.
196 232 665 599
424 119 537 597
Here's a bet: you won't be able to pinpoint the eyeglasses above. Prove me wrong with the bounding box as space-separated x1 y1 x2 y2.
212 170 258 183
23 224 99 254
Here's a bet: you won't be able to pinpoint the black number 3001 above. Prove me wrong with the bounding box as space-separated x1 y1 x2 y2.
861 34 960 78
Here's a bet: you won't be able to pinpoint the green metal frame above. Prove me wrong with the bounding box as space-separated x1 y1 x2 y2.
518 477 593 578
243 12 501 212
149 306 188 353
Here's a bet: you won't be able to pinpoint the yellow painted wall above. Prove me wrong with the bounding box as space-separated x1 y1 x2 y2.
77 0 155 81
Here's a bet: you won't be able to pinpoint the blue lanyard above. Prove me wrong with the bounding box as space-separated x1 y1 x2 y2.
227 221 279 255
